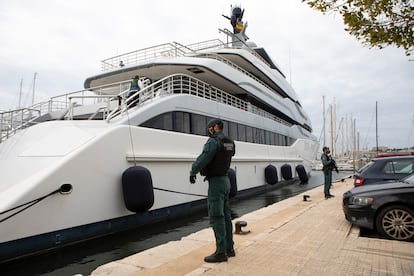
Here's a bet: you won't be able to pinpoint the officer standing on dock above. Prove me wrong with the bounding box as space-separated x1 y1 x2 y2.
189 118 236 263
321 146 336 199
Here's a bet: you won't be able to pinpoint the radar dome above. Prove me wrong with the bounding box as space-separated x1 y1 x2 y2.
246 41 257 48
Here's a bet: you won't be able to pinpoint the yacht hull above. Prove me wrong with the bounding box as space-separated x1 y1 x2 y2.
0 122 315 263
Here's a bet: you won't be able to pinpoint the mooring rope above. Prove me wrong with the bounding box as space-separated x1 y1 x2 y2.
153 187 207 198
0 187 63 223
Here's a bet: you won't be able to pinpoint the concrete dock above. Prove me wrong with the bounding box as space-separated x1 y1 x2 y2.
91 178 414 275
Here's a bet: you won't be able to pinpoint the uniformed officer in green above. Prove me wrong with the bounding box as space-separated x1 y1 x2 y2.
189 118 236 263
321 146 335 199
127 76 143 105
129 76 140 91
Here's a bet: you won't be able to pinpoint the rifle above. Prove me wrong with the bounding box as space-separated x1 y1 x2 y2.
330 159 339 173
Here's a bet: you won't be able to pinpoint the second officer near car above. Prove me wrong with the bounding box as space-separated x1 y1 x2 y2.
189 118 236 263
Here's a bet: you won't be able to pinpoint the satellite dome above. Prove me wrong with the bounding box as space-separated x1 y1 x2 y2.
246 41 257 48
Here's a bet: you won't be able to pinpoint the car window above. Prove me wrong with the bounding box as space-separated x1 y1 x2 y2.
382 160 414 174
397 162 414 173
357 161 374 173
404 173 414 184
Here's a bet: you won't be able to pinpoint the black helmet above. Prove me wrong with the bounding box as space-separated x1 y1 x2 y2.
207 118 223 128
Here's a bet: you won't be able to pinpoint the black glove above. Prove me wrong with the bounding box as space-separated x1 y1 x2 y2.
190 175 196 184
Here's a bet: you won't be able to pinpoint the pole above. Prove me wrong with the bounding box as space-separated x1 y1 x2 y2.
330 104 334 156
31 72 37 106
322 95 326 148
376 101 379 153
353 119 356 172
333 98 336 157
18 78 23 109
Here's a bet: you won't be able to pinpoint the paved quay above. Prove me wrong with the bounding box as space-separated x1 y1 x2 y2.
91 178 414 276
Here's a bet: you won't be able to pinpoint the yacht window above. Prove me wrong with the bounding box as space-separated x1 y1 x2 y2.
258 129 265 144
173 112 190 134
238 124 246 142
253 128 259 144
265 131 271 145
140 112 296 146
222 120 229 136
271 132 276 145
246 126 254 143
276 134 281 146
141 113 172 131
191 114 207 136
228 122 238 140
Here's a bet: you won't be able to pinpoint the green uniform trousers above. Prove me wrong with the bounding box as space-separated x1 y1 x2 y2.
324 169 332 196
207 175 234 254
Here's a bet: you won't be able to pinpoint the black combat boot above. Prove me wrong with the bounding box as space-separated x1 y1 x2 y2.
204 252 228 263
226 248 236 257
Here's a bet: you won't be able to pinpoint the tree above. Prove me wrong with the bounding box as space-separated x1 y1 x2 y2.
302 0 414 56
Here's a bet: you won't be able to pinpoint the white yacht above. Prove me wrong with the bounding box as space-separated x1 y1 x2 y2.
0 5 318 263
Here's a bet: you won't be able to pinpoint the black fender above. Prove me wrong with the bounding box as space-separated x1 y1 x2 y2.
296 165 308 183
121 166 154 213
264 164 278 185
281 164 292 180
228 168 238 198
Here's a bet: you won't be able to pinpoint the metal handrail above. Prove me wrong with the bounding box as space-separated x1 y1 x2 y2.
100 39 227 71
0 81 131 143
194 52 276 95
219 28 272 67
0 73 292 143
106 74 292 128
0 108 41 142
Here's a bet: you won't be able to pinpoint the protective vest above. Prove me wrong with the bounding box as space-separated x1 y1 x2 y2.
201 135 235 177
130 80 139 91
321 153 333 171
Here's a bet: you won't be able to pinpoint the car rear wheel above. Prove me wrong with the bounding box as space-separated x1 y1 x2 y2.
376 205 414 241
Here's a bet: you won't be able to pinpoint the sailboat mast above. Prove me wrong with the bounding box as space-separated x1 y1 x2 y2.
376 101 379 153
18 78 23 109
322 95 326 147
330 104 334 156
31 72 37 106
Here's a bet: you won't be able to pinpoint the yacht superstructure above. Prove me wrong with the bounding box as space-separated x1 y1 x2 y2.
0 5 318 263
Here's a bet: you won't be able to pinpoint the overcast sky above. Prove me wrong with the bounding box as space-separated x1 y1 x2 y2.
1 0 413 151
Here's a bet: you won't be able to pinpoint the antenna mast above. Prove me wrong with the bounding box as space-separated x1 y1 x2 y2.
31 72 37 106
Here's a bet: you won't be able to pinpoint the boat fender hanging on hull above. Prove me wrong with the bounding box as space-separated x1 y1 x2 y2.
296 165 308 183
228 168 238 198
121 166 154 213
281 164 292 180
264 164 278 185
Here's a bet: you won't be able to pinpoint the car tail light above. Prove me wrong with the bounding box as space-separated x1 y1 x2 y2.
354 177 364 186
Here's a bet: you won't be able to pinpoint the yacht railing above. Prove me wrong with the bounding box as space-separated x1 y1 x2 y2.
0 107 41 142
0 99 70 143
0 74 292 143
106 74 292 128
195 52 275 94
101 39 226 71
218 28 272 67
0 81 129 143
100 36 271 72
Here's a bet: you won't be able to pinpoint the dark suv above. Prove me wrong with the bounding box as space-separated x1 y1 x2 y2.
354 156 414 187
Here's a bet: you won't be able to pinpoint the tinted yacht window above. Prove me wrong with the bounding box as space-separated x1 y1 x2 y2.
246 126 254 143
173 112 190 134
191 114 207 136
140 111 296 146
238 124 246 142
228 122 238 140
141 113 172 131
